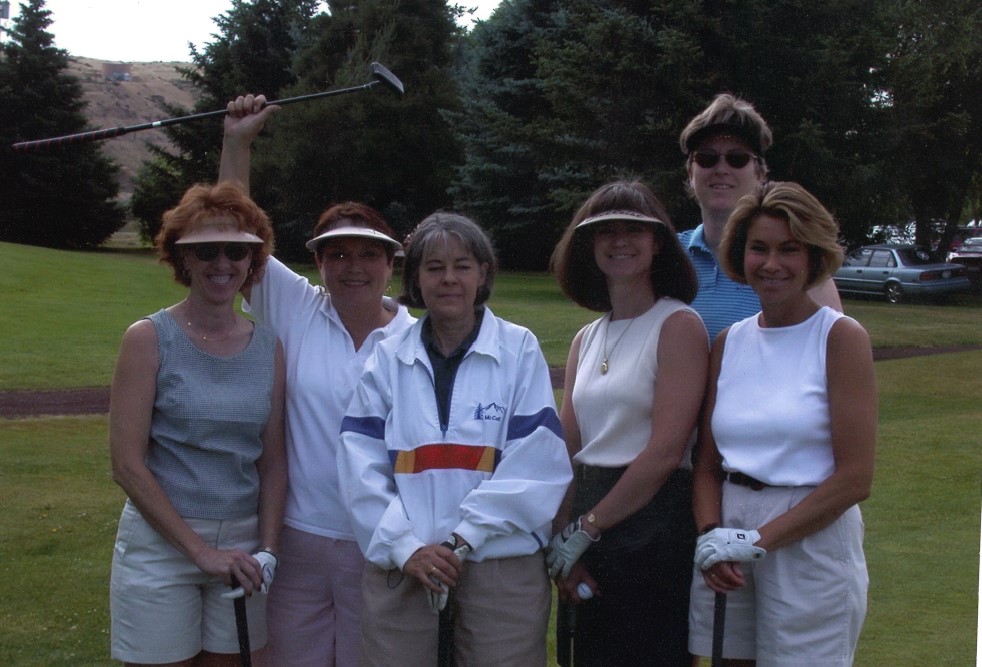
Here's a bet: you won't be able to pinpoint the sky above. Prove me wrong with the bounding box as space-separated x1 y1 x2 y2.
1 0 501 62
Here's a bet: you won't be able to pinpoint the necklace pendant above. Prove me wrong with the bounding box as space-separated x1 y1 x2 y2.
600 359 609 375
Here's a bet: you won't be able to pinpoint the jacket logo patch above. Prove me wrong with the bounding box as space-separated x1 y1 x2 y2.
473 402 506 422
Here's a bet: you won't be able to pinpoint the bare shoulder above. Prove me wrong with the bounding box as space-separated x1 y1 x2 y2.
116 319 159 370
827 315 872 359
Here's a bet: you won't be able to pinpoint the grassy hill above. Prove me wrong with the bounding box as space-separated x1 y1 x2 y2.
65 57 199 197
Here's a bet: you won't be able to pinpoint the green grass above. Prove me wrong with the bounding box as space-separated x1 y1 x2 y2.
2 241 980 390
1 242 980 664
3 356 978 665
0 416 123 666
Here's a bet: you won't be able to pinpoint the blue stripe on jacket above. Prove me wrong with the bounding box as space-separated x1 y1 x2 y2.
507 407 562 441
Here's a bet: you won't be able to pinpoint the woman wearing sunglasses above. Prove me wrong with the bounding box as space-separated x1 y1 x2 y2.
217 95 416 667
109 181 287 665
678 94 841 341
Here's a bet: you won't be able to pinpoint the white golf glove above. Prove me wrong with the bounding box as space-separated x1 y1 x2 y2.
222 549 278 599
694 528 766 571
427 540 471 614
546 517 599 580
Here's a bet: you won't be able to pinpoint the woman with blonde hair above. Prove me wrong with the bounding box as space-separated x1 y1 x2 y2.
688 181 875 666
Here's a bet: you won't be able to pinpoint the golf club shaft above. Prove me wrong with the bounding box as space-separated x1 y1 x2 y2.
711 591 726 667
437 585 456 667
229 576 253 667
12 63 402 153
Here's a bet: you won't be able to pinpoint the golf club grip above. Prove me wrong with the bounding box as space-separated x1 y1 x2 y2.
711 591 726 667
230 577 252 667
12 126 131 152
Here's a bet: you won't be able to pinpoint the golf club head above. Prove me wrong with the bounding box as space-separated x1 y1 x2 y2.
371 62 405 96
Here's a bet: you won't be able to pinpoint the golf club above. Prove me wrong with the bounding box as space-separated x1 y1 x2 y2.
711 591 726 667
437 589 455 667
230 576 252 667
12 62 404 153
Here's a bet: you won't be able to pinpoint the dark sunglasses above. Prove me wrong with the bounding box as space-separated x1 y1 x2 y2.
692 150 759 170
188 242 252 262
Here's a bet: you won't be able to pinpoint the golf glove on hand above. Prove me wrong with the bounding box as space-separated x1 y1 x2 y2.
428 539 472 614
546 517 599 580
694 528 766 571
222 549 278 599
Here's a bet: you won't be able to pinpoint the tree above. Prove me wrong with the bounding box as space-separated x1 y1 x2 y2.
884 0 982 250
131 0 319 243
249 0 463 258
450 0 899 266
0 0 124 248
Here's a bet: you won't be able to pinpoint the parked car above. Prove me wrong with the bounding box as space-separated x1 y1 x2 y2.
834 244 972 303
947 237 982 289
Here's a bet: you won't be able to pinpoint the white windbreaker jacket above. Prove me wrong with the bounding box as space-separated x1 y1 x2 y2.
338 308 572 571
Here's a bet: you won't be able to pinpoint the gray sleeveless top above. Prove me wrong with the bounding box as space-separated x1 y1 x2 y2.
144 309 276 519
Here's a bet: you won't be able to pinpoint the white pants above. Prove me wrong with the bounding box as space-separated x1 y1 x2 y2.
688 482 868 666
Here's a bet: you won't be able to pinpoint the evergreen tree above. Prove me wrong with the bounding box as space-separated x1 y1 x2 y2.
251 0 463 258
450 0 899 265
131 0 318 243
884 0 982 249
448 0 565 269
0 0 124 248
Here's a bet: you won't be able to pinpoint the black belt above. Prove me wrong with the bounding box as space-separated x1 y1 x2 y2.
725 471 769 491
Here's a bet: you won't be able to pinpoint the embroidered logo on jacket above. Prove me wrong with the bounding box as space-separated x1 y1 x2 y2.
473 402 506 422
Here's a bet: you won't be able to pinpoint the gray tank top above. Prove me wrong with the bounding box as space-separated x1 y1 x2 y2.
144 309 276 519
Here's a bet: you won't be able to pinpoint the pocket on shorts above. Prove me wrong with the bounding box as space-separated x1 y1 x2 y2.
114 502 143 558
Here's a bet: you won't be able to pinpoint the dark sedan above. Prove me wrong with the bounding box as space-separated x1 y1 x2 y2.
834 244 972 303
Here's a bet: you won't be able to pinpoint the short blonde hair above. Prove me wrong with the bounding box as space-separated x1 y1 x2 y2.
679 93 773 156
720 181 844 289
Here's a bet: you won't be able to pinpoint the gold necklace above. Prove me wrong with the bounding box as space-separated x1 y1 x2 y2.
600 314 638 375
184 301 237 342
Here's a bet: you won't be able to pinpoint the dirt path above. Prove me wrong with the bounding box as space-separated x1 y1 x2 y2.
2 346 980 419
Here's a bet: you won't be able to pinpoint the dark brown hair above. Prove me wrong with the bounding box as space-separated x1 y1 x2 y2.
551 180 697 312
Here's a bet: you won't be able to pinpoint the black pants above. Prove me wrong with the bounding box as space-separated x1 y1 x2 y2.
568 466 696 667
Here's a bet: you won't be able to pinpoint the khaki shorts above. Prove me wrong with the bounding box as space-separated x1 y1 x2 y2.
110 500 268 663
688 482 868 666
360 553 550 666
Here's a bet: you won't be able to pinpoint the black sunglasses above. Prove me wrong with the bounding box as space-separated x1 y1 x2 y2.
188 242 253 262
692 150 758 170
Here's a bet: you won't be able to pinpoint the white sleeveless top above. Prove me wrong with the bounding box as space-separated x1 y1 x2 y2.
572 298 701 467
712 306 847 486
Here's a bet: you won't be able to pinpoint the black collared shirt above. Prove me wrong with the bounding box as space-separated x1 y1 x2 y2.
421 307 486 433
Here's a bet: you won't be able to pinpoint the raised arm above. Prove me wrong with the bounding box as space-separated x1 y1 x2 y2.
219 94 280 192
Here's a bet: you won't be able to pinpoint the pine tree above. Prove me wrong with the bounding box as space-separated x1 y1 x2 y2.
0 0 124 248
131 0 319 243
251 0 463 258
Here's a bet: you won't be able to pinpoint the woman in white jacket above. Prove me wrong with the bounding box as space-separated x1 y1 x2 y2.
338 212 572 666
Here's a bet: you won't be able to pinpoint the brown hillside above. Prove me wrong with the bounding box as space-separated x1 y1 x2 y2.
65 57 200 197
